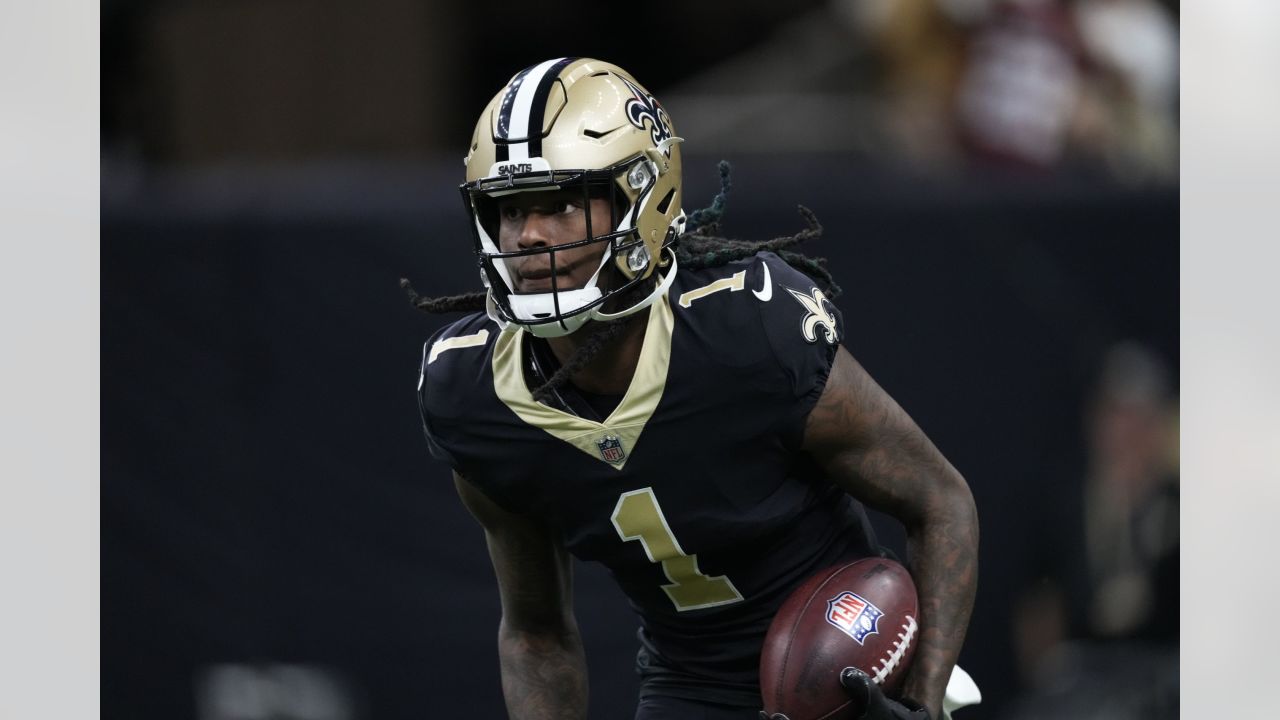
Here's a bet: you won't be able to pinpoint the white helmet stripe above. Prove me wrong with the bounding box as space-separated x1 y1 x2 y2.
503 57 567 161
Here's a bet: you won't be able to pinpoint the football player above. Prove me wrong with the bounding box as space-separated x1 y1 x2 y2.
405 58 979 720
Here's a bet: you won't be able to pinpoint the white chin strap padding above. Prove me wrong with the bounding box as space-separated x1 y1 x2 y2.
511 287 604 339
508 286 603 322
526 314 591 339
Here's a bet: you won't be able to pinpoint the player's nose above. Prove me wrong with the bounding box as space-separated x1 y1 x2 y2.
517 212 555 249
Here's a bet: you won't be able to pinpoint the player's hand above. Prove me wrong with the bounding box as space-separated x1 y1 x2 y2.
839 668 932 720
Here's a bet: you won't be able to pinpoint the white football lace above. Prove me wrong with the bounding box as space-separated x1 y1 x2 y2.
871 615 918 685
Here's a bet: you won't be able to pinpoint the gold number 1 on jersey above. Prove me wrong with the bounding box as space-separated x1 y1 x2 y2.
611 488 744 611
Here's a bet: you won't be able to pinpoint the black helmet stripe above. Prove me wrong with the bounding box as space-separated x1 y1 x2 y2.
493 57 577 163
494 64 538 151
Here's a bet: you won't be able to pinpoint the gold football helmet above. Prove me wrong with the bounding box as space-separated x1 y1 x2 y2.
461 58 685 337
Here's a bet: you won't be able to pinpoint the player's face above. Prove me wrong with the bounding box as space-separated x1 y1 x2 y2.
496 190 614 294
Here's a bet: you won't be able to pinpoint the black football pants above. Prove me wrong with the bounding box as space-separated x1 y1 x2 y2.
635 695 761 720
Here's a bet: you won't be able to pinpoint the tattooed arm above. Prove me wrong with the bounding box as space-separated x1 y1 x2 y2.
454 472 587 720
802 348 979 720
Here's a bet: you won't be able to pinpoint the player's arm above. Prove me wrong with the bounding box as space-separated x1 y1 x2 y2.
802 348 979 720
453 471 587 720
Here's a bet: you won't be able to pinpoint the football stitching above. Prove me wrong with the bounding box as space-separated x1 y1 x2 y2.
870 615 917 685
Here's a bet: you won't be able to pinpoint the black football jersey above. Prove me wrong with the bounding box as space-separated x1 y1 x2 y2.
417 251 880 707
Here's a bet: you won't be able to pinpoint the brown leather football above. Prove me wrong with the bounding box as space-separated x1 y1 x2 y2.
759 557 919 720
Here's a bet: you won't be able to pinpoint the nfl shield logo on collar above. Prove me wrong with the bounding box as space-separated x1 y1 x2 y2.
596 435 626 465
825 591 884 645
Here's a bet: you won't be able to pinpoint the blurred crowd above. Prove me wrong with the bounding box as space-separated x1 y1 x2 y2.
668 0 1178 182
868 0 1177 180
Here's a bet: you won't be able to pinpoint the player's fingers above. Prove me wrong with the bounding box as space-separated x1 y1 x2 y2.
840 667 873 713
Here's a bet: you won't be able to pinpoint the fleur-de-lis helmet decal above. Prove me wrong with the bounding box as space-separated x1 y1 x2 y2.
620 76 675 156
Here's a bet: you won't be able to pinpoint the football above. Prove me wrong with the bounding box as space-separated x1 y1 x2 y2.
760 557 919 720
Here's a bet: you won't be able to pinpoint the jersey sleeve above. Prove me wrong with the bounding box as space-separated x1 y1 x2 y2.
415 313 494 472
417 337 460 468
751 252 845 448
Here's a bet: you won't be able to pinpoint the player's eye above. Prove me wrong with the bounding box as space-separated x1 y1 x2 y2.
500 205 524 221
554 199 580 215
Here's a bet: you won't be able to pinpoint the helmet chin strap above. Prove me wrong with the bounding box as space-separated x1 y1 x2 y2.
590 249 677 322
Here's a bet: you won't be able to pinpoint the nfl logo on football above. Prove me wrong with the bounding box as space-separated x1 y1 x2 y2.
825 591 885 645
596 435 626 464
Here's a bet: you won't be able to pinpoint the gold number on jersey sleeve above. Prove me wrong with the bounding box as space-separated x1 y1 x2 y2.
428 329 489 364
676 270 746 308
610 488 744 611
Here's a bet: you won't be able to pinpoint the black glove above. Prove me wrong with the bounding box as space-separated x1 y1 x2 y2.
839 667 932 720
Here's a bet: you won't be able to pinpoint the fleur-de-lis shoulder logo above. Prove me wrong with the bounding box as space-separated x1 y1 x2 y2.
785 286 839 345
619 75 674 156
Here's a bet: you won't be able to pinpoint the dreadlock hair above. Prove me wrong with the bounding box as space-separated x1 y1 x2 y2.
526 286 647 404
399 283 486 314
678 161 842 300
402 160 842 401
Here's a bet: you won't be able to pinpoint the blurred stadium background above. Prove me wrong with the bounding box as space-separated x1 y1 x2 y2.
101 0 1178 718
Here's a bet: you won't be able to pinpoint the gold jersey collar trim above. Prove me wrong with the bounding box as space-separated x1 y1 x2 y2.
491 295 674 470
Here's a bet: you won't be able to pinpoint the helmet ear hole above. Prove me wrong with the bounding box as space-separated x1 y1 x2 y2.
655 188 675 215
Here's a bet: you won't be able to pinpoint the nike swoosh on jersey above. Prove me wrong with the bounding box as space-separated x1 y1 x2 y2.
753 262 773 301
